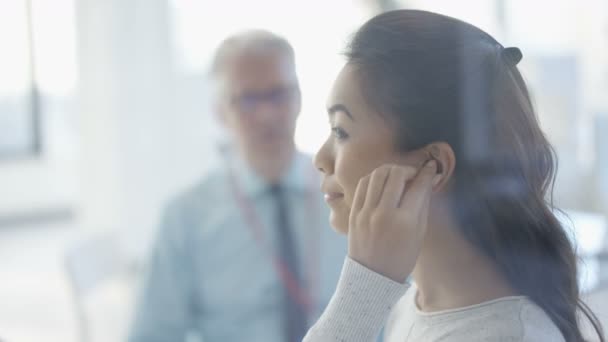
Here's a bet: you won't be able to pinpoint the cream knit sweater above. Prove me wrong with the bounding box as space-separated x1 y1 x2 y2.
304 258 564 341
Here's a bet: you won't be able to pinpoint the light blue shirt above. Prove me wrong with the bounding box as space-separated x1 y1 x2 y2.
128 151 347 342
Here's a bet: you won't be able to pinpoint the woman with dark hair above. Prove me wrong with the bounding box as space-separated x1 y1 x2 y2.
305 9 604 342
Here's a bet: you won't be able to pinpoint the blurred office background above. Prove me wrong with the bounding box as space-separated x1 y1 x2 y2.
0 0 607 341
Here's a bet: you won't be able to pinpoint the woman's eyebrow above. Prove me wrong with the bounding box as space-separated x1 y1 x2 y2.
327 104 355 121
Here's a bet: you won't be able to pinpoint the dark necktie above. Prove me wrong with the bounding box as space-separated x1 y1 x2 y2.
269 184 308 342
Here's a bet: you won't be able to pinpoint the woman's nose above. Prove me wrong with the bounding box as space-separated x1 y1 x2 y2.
313 139 333 174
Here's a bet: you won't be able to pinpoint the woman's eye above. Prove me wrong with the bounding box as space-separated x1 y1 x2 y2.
331 127 349 140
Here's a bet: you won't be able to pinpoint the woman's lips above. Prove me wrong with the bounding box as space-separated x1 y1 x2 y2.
324 192 344 202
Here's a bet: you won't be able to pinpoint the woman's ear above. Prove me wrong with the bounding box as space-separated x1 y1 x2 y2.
425 142 456 191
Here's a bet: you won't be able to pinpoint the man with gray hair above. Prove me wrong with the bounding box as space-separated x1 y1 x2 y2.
128 30 346 342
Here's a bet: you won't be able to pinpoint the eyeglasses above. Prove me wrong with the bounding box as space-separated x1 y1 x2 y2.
230 86 299 114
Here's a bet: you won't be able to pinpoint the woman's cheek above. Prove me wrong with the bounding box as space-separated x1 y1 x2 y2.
337 168 367 209
343 179 359 209
343 192 353 210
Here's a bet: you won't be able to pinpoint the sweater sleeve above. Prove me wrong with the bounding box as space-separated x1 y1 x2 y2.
303 257 409 342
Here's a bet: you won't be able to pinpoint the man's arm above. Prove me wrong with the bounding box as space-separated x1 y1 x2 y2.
128 203 197 342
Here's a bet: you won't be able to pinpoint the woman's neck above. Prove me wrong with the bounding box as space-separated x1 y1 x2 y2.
412 205 519 313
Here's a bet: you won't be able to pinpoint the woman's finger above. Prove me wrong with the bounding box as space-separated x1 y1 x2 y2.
365 166 391 209
401 160 437 213
378 166 416 208
351 174 370 215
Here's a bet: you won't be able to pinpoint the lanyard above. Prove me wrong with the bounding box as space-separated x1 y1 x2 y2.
227 160 320 316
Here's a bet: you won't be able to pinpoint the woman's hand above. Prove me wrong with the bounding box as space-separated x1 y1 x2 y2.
348 161 439 283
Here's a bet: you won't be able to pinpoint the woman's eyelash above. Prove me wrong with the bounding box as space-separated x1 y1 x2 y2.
331 127 349 140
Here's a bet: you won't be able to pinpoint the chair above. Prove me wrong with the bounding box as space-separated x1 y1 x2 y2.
64 232 138 342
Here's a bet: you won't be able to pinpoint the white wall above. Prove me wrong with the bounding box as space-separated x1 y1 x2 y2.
75 0 220 258
0 157 76 217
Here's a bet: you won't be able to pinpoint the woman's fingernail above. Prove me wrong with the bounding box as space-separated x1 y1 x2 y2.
425 160 437 169
433 174 442 186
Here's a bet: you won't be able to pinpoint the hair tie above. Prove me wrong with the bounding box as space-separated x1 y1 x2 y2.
502 47 523 66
